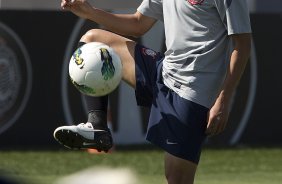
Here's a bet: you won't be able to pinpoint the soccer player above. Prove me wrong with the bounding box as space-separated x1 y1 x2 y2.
54 0 252 183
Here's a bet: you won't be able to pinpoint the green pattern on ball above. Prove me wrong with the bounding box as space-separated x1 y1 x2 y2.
100 48 115 81
70 78 96 95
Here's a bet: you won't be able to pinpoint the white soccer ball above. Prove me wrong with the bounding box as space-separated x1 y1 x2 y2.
69 42 122 96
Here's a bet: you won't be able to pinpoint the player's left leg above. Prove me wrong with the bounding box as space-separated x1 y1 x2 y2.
165 152 197 184
80 29 137 87
53 29 137 151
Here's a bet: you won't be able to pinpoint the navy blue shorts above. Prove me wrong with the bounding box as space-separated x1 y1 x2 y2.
134 44 209 164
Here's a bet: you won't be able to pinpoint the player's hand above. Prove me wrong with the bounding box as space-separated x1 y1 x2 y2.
205 95 230 136
61 0 93 20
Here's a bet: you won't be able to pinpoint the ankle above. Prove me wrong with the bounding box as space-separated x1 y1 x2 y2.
88 110 108 129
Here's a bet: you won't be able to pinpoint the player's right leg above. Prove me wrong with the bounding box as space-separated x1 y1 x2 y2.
165 153 197 184
53 29 137 151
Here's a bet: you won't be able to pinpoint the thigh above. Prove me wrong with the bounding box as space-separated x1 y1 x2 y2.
147 80 209 163
80 29 137 87
134 44 164 107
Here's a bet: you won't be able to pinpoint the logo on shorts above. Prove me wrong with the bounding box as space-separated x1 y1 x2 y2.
142 48 157 59
187 0 205 5
166 139 178 145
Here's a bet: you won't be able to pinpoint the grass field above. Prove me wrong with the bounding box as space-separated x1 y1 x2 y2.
1 147 282 184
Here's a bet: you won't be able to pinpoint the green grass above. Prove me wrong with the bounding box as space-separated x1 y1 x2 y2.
0 147 282 184
197 148 282 184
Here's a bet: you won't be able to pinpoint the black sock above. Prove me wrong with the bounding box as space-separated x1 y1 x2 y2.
84 96 109 129
83 95 108 128
87 109 108 129
77 42 109 128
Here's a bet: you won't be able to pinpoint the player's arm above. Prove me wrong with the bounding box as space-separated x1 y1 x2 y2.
206 33 252 136
61 0 157 37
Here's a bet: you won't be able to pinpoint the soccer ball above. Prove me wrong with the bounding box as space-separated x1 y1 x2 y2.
69 42 122 96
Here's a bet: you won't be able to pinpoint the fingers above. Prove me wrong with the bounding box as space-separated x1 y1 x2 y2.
205 117 226 136
61 0 68 9
205 122 217 136
61 0 75 10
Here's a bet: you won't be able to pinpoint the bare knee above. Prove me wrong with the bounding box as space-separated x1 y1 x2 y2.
165 153 197 184
80 29 109 44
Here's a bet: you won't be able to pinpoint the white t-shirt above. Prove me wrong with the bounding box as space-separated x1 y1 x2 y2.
137 0 252 108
